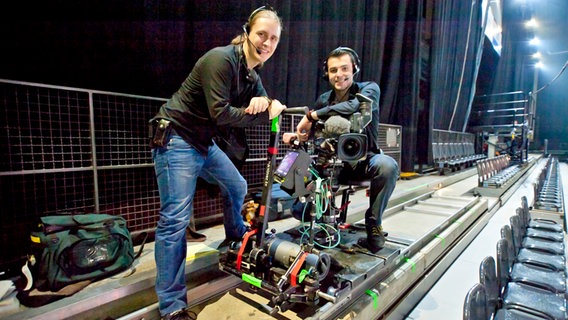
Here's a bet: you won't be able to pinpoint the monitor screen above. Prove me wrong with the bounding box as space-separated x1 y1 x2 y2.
275 151 299 178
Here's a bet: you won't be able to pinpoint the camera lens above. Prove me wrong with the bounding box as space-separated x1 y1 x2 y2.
337 133 367 161
342 138 361 157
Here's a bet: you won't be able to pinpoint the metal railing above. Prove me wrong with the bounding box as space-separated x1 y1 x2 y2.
0 79 402 264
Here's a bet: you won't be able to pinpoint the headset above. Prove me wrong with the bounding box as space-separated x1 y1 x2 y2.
243 5 277 34
322 46 361 80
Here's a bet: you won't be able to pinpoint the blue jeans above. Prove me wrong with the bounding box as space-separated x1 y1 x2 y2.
152 133 247 315
364 153 399 226
338 153 399 226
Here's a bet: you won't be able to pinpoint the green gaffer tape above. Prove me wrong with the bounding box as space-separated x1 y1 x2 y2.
435 234 445 246
405 258 416 272
242 273 262 288
365 289 379 309
299 269 309 283
271 117 279 132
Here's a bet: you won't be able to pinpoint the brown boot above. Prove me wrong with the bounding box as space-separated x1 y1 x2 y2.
186 227 207 242
186 219 206 242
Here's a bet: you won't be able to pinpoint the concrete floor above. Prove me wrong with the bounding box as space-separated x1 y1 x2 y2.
4 155 566 320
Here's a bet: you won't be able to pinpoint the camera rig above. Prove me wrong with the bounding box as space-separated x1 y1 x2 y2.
219 95 378 315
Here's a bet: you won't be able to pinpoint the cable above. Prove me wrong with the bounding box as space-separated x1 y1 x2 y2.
317 253 331 280
532 60 568 95
297 172 341 250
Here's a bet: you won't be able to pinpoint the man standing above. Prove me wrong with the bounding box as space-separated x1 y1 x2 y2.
150 7 286 320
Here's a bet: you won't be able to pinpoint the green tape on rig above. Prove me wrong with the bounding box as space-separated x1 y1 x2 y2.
271 117 279 132
435 234 445 246
242 273 262 288
298 269 309 283
365 289 379 309
405 258 416 272
453 219 462 225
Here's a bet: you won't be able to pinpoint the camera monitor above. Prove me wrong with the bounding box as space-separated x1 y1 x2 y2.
275 151 299 178
274 150 311 196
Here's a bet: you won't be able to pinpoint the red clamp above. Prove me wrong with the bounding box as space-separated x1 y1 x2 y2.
290 252 308 287
236 229 257 271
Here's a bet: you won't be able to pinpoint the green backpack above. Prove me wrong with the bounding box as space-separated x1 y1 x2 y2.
29 213 143 292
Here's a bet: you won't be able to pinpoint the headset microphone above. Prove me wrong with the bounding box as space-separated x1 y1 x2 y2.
243 26 262 55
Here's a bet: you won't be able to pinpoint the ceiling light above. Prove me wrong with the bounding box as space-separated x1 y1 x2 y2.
525 18 537 28
529 37 540 46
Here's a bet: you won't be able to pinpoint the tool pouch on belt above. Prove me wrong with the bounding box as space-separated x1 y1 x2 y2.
149 118 172 147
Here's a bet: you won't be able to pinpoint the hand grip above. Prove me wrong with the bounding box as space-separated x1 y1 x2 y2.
281 106 309 115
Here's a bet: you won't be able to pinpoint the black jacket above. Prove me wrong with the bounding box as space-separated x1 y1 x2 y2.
152 44 269 155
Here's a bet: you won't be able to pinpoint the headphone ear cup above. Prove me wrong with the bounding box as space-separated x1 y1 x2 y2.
348 50 360 75
322 60 328 80
342 47 361 75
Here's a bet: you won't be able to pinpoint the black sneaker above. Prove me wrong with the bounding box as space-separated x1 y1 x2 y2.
217 226 252 249
161 309 197 320
357 222 385 253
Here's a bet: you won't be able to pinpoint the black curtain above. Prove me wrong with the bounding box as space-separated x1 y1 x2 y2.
429 0 484 132
0 0 488 171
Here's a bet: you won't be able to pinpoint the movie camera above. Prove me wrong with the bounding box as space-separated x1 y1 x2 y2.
312 93 373 170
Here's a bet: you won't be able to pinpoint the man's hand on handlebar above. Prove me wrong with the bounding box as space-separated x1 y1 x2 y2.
282 132 299 145
243 98 286 119
268 99 286 119
296 116 313 142
245 96 272 114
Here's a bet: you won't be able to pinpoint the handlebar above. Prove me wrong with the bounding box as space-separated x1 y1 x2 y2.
282 106 309 115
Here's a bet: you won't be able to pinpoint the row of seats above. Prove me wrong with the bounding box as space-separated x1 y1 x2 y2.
534 157 563 212
432 142 486 175
463 196 567 319
476 155 523 188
